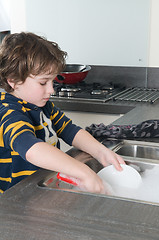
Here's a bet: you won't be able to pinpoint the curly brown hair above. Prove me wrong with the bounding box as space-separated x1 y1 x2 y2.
0 32 67 92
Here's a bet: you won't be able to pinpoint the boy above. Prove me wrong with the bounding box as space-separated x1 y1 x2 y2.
0 32 124 193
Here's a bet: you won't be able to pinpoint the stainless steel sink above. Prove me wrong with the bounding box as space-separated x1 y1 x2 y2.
38 140 159 205
112 140 159 163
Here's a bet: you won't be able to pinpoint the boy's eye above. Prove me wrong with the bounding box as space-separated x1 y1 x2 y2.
40 82 47 86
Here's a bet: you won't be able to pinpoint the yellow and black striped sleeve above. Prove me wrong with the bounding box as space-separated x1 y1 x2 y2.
1 108 43 160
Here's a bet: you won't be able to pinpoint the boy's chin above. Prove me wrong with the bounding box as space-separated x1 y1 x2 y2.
36 101 48 107
36 103 47 107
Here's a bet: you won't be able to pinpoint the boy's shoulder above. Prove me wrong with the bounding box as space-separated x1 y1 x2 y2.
0 92 41 119
0 92 60 117
0 92 29 111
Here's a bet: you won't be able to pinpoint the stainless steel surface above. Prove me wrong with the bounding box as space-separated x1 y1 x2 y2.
37 140 159 205
58 87 81 97
113 140 159 162
62 64 90 73
79 66 87 72
58 91 65 97
52 86 159 106
60 87 81 92
3 165 159 240
91 89 104 95
113 88 159 103
52 80 125 104
51 88 123 103
51 93 135 114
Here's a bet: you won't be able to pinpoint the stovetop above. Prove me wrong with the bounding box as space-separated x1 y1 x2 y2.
50 81 159 105
51 81 125 103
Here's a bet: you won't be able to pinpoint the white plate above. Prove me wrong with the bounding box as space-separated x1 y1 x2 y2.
97 164 142 189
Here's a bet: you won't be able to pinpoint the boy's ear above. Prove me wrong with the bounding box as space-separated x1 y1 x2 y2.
7 79 15 89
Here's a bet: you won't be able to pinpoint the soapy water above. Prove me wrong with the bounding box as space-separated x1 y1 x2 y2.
72 165 159 204
73 165 159 204
108 165 159 204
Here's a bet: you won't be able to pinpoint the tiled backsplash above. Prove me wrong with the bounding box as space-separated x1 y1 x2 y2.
147 68 159 89
86 65 159 89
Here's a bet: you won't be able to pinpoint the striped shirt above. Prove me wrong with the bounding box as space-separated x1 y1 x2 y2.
0 92 81 192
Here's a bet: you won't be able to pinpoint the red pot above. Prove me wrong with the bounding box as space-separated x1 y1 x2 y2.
55 64 91 84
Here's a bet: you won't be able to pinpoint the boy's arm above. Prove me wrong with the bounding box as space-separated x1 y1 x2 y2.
72 129 125 171
25 141 105 194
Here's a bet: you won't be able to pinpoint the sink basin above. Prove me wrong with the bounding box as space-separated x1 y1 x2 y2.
38 140 159 205
112 140 159 163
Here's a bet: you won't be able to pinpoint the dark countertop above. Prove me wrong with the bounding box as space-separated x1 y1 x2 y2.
1 101 159 240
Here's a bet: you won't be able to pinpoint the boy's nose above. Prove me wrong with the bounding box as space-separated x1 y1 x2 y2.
47 82 54 95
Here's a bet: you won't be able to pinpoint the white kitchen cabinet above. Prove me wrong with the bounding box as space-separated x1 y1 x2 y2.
60 111 123 152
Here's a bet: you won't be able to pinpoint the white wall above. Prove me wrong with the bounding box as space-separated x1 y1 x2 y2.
9 0 150 67
0 0 10 31
9 0 26 33
148 0 159 67
9 0 159 68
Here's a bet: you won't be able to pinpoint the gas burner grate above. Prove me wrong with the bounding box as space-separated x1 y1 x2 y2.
113 88 159 103
52 80 119 100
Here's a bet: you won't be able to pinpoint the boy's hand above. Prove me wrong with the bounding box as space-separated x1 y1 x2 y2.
98 147 125 171
78 170 106 194
72 129 125 172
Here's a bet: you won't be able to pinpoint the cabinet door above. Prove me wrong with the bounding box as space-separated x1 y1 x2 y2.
60 111 122 152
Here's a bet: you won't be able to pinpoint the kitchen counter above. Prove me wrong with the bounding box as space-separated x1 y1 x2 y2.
52 97 135 114
1 102 159 240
